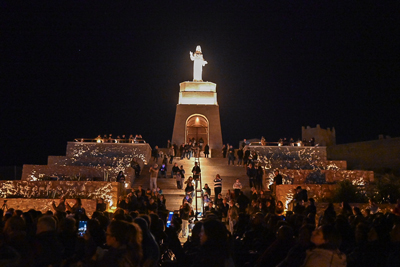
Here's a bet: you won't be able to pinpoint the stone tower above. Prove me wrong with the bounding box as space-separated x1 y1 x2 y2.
171 46 223 156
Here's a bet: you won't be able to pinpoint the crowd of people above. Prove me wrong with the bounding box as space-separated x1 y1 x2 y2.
151 139 210 165
177 180 400 267
2 182 400 266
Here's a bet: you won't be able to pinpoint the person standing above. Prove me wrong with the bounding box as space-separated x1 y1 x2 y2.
232 179 242 199
168 145 175 164
246 163 256 188
228 200 239 235
228 145 235 165
180 143 185 159
149 164 159 191
243 148 250 166
222 145 227 158
180 201 191 238
204 144 210 158
179 165 186 190
192 162 201 188
186 143 192 159
236 147 244 166
256 166 264 191
176 171 182 189
213 174 222 203
171 162 180 178
271 170 283 196
152 146 159 163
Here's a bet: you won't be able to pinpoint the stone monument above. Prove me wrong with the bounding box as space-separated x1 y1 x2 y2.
171 46 223 156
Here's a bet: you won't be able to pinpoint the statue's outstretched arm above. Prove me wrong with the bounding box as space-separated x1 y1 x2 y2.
202 61 208 66
190 51 194 60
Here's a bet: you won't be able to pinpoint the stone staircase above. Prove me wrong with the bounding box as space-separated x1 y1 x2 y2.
131 157 251 212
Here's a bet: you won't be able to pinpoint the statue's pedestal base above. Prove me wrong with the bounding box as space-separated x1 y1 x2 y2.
172 81 223 156
172 104 223 156
178 81 217 105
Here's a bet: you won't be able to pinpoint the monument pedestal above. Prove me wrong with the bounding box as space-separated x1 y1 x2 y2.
172 81 223 156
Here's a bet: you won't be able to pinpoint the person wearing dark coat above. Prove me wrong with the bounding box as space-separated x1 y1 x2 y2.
204 144 210 158
247 163 257 188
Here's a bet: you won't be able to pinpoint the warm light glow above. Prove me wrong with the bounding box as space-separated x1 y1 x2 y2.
196 117 199 123
97 139 101 143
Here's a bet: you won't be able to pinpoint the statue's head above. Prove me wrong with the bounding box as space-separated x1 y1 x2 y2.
196 45 202 53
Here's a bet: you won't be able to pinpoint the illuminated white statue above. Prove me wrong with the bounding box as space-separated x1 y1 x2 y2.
190 45 208 82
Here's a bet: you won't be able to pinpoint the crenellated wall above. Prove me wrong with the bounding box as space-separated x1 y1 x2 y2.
302 125 336 146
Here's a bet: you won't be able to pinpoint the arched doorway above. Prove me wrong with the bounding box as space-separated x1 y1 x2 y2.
185 114 209 145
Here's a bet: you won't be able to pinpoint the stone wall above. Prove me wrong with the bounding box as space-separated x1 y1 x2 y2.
262 159 347 171
0 180 120 200
250 145 327 162
48 156 144 174
327 137 400 171
275 184 337 207
265 169 374 185
0 198 98 217
0 181 123 214
275 185 393 215
65 142 152 164
21 165 135 183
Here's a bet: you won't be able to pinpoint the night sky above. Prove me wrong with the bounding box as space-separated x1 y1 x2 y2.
2 1 399 166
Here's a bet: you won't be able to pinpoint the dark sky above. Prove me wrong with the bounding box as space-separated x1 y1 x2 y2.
1 1 399 166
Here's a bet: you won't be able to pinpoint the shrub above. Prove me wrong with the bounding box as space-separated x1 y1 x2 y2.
374 173 400 203
332 179 367 203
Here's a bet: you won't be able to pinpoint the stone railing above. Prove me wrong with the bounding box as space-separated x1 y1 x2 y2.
0 180 124 212
21 165 135 183
48 155 144 174
250 145 327 162
265 169 374 185
0 198 98 217
66 142 152 164
262 159 347 171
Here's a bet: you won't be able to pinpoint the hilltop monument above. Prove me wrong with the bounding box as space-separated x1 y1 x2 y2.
171 46 223 156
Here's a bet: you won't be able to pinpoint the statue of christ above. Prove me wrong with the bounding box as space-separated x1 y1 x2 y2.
190 45 207 82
